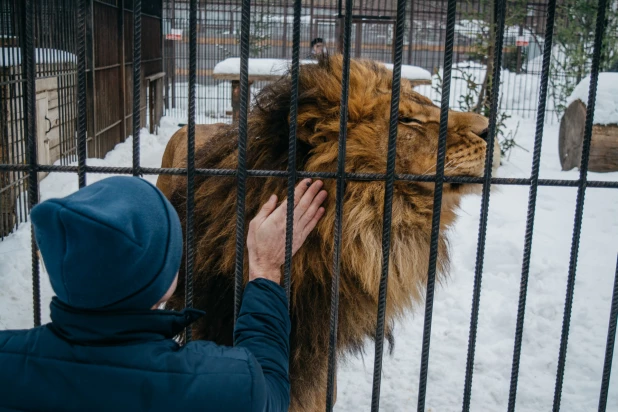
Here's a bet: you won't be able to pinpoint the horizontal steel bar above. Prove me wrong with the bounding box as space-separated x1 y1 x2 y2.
1 164 617 188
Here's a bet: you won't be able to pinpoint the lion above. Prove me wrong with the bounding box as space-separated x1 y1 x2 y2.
157 56 499 411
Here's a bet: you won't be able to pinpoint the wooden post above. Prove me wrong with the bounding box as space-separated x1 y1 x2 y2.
336 16 344 54
516 22 524 74
310 0 315 39
231 79 253 123
354 21 362 58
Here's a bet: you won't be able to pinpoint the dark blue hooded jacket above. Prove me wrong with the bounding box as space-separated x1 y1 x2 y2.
0 278 291 412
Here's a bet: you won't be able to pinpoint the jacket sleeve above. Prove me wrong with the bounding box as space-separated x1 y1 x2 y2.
234 278 291 412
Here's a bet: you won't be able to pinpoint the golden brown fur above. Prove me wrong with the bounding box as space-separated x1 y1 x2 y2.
157 56 499 411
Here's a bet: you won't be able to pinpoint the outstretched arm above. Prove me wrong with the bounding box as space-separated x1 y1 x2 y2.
234 179 327 411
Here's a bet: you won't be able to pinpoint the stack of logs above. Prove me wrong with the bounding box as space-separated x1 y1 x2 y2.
559 99 618 172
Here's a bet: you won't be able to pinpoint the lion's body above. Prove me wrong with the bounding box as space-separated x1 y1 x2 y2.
157 56 498 411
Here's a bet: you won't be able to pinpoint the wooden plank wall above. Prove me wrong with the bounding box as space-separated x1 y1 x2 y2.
87 0 162 159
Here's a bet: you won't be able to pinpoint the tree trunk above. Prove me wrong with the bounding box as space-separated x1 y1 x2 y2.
475 2 495 114
559 99 618 172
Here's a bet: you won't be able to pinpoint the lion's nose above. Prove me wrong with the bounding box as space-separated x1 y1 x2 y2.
478 128 489 142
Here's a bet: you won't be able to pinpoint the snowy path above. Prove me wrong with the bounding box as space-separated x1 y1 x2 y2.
0 115 616 411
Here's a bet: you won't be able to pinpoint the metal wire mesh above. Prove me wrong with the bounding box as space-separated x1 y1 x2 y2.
2 0 618 411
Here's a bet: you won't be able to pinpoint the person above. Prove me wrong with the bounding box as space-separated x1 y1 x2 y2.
0 175 328 411
307 37 326 59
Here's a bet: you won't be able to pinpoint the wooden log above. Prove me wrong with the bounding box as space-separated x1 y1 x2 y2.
559 99 618 172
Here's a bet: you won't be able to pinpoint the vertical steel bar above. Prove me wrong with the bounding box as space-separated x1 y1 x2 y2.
407 0 414 66
553 0 608 409
462 0 507 409
87 0 97 158
325 0 353 409
370 0 407 409
416 0 457 410
22 0 40 326
132 0 141 176
58 0 67 165
77 0 87 188
233 0 251 323
507 1 557 410
119 0 126 140
184 0 197 342
598 256 618 412
283 0 302 301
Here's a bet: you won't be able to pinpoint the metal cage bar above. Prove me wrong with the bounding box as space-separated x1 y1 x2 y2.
325 0 353 408
1 163 618 189
283 0 302 302
462 0 507 408
133 0 142 176
598 256 618 412
77 0 87 188
22 0 40 327
508 0 557 410
233 0 251 323
370 0 407 409
553 0 609 409
417 1 457 409
184 0 197 342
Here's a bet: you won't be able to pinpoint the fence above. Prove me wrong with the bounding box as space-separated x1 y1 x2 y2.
162 0 593 125
0 0 165 239
2 0 618 411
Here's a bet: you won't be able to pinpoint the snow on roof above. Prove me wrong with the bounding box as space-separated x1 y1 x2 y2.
566 73 618 125
213 58 317 77
1 48 77 67
454 19 535 41
382 63 432 80
214 57 431 81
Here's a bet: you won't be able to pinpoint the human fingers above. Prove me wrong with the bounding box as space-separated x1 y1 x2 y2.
293 178 313 207
294 180 324 222
297 189 328 228
252 194 278 223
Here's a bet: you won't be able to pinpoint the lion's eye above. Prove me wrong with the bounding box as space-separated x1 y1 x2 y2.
399 116 422 125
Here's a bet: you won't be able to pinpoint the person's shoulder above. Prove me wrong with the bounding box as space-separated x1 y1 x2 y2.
0 326 46 350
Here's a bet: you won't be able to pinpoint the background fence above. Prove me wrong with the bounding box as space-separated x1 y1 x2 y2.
1 0 618 411
162 0 609 124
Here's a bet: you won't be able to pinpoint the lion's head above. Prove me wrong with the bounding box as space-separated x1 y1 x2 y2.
164 55 499 412
250 55 499 188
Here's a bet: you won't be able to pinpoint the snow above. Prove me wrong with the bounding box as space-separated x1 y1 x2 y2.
382 63 432 81
214 58 432 81
1 82 617 410
213 58 317 77
454 19 536 42
0 48 77 67
566 73 618 125
266 15 312 24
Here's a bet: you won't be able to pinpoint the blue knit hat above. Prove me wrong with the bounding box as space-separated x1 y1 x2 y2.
31 176 183 310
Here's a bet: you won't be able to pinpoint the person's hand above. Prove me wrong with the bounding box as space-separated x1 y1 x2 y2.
247 179 327 284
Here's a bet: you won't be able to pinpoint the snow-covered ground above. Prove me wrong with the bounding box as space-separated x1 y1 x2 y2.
1 76 617 411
